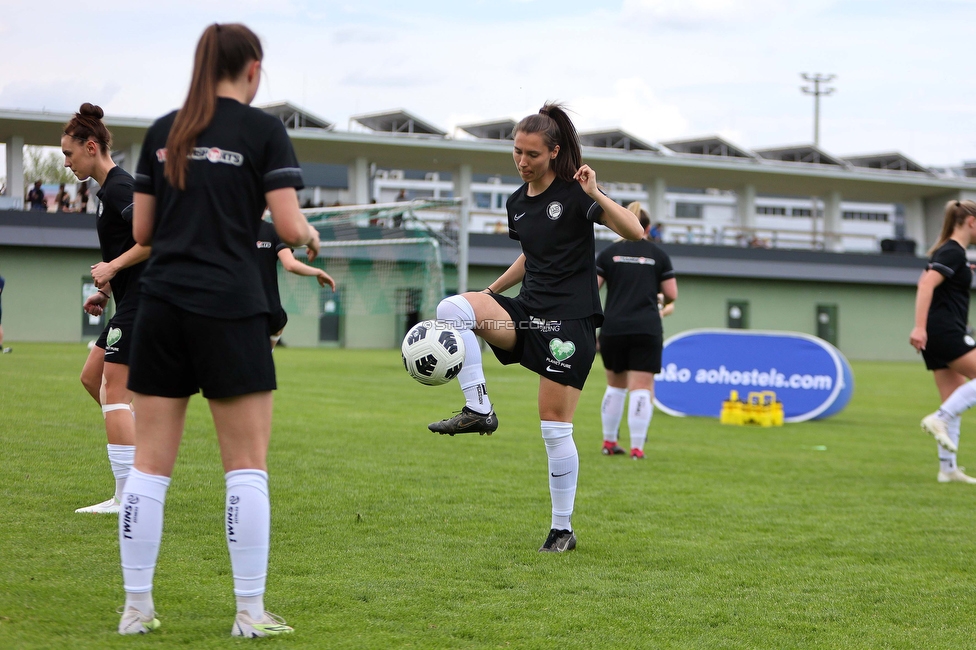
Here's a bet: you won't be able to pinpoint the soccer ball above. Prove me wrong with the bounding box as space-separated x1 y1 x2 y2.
401 320 465 386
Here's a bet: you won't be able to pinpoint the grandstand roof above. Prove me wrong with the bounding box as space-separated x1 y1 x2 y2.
579 129 661 153
258 102 333 130
660 136 756 160
2 107 976 203
754 144 848 168
457 119 516 140
350 109 446 137
842 152 930 174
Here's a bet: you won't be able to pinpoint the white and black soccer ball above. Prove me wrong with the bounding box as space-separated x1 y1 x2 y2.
401 320 465 386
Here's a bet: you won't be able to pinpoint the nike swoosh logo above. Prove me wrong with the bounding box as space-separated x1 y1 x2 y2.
546 365 565 373
551 471 572 477
514 212 526 221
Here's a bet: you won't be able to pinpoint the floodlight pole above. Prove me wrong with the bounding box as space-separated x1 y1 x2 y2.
801 73 835 147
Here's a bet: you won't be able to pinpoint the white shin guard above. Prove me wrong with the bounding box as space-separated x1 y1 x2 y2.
225 469 271 599
601 387 627 442
120 468 171 596
541 421 577 530
437 295 491 413
627 389 653 451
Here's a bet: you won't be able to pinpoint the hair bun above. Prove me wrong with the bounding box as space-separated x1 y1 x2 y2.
79 103 104 119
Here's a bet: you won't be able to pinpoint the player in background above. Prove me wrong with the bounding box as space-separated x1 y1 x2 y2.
256 219 334 348
913 199 976 483
0 274 9 353
596 202 677 460
120 23 319 636
427 103 643 552
64 103 150 514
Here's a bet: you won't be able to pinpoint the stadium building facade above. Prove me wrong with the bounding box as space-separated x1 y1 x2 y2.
2 105 976 361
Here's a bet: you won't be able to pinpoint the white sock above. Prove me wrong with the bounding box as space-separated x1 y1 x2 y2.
939 415 961 473
940 380 976 418
226 469 270 619
541 421 577 531
601 387 627 442
120 468 171 615
107 444 135 502
627 389 653 452
437 295 492 414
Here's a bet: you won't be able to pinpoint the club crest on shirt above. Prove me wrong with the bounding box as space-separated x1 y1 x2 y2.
547 201 563 220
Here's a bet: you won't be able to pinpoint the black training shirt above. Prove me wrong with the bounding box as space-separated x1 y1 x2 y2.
596 239 675 336
927 239 973 332
256 220 291 314
506 177 604 322
96 166 142 308
134 97 304 319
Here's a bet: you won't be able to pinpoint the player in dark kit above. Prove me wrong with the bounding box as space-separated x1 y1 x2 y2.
427 103 644 552
63 103 150 515
119 24 319 637
596 201 677 460
913 200 976 483
256 219 335 347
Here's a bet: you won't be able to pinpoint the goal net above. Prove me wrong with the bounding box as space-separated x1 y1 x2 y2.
274 200 457 343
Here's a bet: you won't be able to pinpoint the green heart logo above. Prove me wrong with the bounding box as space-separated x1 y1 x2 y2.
549 338 575 361
106 327 122 347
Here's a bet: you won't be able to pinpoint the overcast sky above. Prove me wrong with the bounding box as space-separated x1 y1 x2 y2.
1 0 974 172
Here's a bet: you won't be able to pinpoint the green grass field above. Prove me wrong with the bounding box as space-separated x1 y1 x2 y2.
2 343 976 649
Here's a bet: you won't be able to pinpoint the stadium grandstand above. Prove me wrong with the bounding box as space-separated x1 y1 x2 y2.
2 103 976 360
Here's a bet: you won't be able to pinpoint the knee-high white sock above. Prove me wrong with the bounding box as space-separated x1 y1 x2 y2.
437 295 491 414
627 389 653 452
939 415 961 473
226 469 270 619
107 444 135 502
601 387 627 442
120 468 170 615
940 380 976 418
542 421 577 531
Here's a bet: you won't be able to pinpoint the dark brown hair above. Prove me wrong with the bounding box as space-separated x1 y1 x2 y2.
512 102 581 182
165 23 263 189
63 103 112 153
930 199 976 255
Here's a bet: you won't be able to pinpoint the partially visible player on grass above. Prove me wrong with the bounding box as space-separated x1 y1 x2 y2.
596 201 677 460
118 23 319 637
0 274 8 354
256 219 334 348
64 103 150 514
912 199 976 483
427 103 643 552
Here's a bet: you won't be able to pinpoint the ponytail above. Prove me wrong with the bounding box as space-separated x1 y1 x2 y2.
627 201 651 231
165 23 262 190
63 103 112 154
512 102 582 182
929 199 976 255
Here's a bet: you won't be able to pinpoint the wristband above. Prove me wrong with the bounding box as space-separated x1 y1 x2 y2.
485 287 496 294
97 289 109 298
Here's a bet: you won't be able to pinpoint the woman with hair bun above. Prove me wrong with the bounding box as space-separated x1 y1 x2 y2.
63 102 149 516
119 23 318 637
914 199 976 483
427 102 643 552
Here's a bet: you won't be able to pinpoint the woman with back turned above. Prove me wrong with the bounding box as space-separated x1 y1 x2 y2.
119 23 319 636
427 103 643 552
913 200 976 483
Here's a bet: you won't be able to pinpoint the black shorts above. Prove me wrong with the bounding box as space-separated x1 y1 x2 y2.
127 295 276 399
486 293 596 390
269 308 288 335
599 333 663 374
922 325 976 371
95 300 139 366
